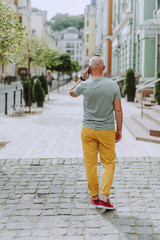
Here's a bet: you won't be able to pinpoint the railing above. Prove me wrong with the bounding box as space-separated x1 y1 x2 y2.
136 78 160 118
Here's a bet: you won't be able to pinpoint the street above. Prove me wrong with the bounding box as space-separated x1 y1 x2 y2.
0 81 160 239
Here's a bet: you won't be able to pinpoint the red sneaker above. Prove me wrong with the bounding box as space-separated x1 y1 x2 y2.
98 199 115 210
90 197 99 208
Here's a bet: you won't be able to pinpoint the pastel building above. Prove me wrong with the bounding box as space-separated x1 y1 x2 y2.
95 0 113 76
31 11 56 48
112 0 160 82
84 0 96 67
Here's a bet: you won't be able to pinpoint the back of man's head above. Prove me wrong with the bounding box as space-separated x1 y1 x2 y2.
89 56 104 69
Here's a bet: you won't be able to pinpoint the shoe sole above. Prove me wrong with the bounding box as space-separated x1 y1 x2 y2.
97 205 115 210
90 201 99 208
90 201 115 210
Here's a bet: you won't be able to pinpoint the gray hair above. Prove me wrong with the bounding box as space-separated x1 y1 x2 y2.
89 56 104 67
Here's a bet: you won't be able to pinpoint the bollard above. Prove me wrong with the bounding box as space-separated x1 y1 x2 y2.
20 89 23 107
5 92 8 115
13 90 16 108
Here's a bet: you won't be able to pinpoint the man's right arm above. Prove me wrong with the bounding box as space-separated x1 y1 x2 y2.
114 99 123 143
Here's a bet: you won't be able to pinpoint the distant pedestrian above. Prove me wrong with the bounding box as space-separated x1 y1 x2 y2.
69 56 123 210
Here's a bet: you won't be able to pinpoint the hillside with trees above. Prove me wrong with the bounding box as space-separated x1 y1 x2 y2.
50 13 84 31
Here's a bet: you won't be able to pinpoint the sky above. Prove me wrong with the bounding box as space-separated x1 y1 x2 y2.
31 0 91 20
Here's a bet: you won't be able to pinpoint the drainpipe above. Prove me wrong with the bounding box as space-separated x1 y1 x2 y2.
154 0 158 77
131 0 135 69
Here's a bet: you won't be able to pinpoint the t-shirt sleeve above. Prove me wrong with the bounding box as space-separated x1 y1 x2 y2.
114 82 121 100
73 82 85 96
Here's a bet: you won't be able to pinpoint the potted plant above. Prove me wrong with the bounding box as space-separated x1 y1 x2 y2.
154 69 160 105
39 74 48 95
34 79 45 107
123 68 136 102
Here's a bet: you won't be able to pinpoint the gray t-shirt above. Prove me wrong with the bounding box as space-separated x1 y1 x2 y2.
73 77 121 130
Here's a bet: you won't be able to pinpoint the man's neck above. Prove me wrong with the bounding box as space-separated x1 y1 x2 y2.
91 74 103 78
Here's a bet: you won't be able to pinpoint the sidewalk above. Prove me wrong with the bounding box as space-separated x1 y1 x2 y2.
0 81 160 240
0 81 160 158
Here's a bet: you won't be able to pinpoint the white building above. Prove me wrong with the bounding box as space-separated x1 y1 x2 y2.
31 11 56 48
57 27 84 67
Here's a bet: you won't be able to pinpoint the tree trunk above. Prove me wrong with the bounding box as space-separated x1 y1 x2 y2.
57 72 60 93
28 58 31 113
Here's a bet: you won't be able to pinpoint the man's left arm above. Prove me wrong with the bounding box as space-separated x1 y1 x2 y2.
69 69 89 97
69 79 82 97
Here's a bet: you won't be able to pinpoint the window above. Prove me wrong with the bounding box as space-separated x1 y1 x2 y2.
14 0 18 6
18 16 22 23
86 48 89 56
86 34 89 42
158 0 160 8
66 43 74 48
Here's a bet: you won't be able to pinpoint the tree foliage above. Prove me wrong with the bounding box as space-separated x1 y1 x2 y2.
0 0 26 64
50 13 84 31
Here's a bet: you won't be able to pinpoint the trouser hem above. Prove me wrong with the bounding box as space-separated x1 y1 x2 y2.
89 190 99 196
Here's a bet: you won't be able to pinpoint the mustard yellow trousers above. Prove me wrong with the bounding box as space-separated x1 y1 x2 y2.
81 126 116 196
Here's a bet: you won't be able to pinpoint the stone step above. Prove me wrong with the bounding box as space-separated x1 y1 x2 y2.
149 94 154 98
152 105 160 114
124 117 160 143
144 97 154 103
143 109 160 126
144 101 156 107
131 114 160 137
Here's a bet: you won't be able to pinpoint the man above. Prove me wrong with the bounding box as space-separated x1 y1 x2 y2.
69 57 123 210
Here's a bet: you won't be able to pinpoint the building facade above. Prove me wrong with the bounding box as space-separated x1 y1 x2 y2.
95 0 113 76
112 0 160 81
31 11 56 48
56 27 84 67
83 0 96 67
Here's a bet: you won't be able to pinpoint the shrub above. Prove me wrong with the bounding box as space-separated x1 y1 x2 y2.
123 69 136 97
39 74 48 95
34 79 45 102
21 77 34 106
154 69 160 105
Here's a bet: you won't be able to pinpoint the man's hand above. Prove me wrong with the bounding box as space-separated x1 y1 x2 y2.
82 68 90 80
115 130 122 143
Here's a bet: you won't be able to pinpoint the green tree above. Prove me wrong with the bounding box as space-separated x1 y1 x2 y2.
154 69 160 105
0 0 25 64
18 34 49 112
50 13 84 31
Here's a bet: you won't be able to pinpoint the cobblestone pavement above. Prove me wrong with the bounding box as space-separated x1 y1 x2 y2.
0 157 160 240
0 81 160 239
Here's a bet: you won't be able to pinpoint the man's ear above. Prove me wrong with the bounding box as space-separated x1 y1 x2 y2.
103 65 105 71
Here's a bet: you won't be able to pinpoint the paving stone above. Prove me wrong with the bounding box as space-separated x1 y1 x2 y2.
136 226 153 235
102 235 120 240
